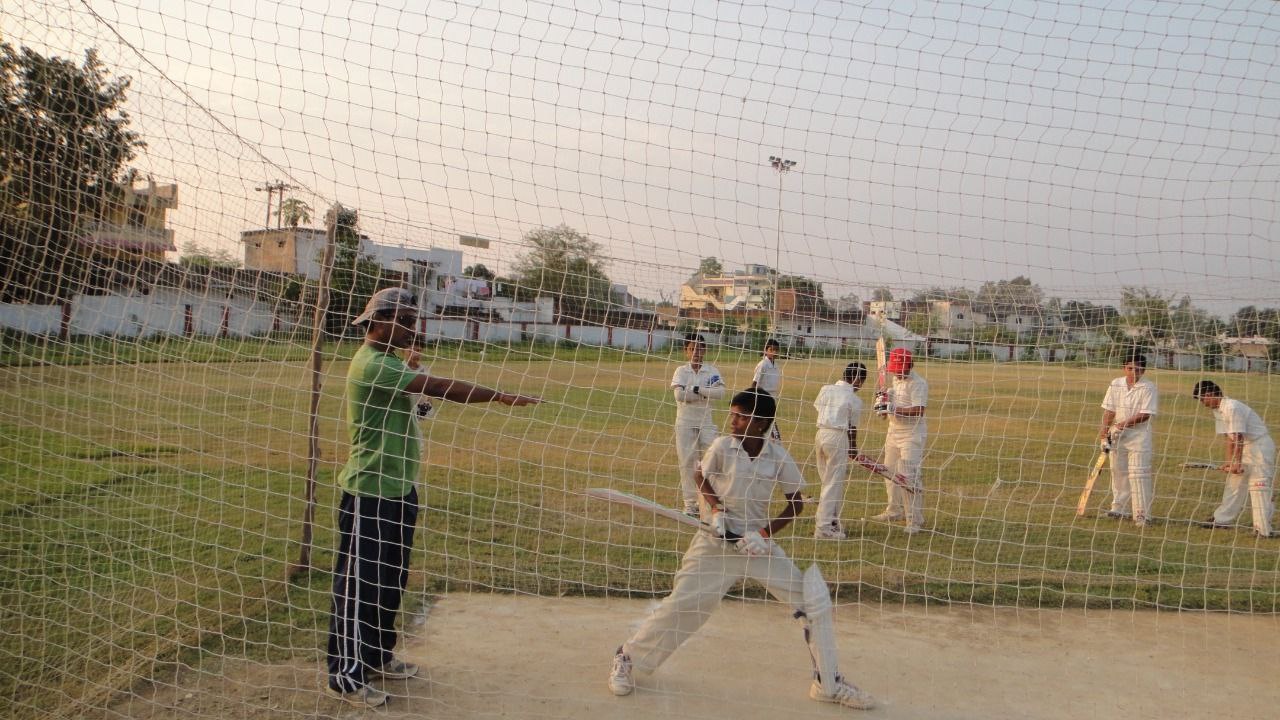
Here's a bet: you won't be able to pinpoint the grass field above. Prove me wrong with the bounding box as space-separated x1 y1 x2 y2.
1 337 1277 717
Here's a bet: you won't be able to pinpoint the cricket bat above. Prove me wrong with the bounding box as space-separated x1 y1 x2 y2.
1075 449 1109 517
852 454 917 494
1180 461 1217 470
873 336 889 416
586 488 707 532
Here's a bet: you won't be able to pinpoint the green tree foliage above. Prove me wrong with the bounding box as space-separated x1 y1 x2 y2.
179 241 241 269
463 263 495 280
974 276 1043 312
697 256 723 277
1168 295 1222 346
1120 287 1173 341
1228 306 1280 340
871 287 893 302
511 224 612 303
325 204 385 334
277 197 312 228
0 44 143 302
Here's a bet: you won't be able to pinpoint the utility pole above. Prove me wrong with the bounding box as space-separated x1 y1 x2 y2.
254 180 297 229
768 155 797 337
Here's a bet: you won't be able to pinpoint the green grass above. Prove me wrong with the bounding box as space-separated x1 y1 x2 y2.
0 338 1278 717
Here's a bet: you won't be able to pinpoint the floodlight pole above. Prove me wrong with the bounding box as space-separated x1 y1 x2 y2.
768 155 796 337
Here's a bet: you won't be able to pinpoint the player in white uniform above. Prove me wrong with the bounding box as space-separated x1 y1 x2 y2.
1192 380 1275 538
671 333 726 516
1098 350 1158 527
750 338 783 440
608 389 876 710
871 348 927 534
812 362 867 539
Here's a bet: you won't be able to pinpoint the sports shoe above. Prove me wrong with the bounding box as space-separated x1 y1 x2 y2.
903 524 924 535
870 511 903 522
1197 518 1230 529
329 683 389 708
683 502 700 519
1256 530 1274 539
1105 510 1131 520
373 657 419 679
810 676 875 710
815 522 846 540
1133 519 1151 529
608 647 634 696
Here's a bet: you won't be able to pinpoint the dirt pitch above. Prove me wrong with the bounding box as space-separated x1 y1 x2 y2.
106 594 1278 719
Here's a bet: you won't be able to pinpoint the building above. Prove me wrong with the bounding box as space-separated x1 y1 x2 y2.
77 179 178 261
931 300 988 335
680 265 775 311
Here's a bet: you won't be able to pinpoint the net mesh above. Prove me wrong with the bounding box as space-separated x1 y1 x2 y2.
2 0 1278 717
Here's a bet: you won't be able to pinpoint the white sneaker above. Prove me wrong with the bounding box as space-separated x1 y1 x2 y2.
373 657 419 679
903 524 924 535
329 683 389 708
870 511 903 522
810 676 875 710
815 522 846 540
608 648 634 696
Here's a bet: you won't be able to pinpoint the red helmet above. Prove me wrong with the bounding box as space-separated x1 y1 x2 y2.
887 347 913 374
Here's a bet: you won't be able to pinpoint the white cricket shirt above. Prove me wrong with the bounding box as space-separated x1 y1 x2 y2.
671 363 725 427
1214 398 1271 444
1101 377 1158 437
699 435 805 536
814 380 861 430
752 357 781 396
888 372 928 429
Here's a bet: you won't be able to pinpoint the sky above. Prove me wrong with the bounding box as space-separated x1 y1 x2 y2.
5 0 1279 315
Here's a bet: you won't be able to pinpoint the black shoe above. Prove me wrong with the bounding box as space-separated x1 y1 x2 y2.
1197 518 1231 529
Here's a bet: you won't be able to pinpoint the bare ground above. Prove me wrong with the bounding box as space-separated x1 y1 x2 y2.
103 594 1279 719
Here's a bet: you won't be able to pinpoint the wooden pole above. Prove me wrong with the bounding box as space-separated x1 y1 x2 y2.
289 204 338 579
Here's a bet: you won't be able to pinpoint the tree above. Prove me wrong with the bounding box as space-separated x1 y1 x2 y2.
871 287 893 302
179 241 241 268
1168 296 1222 346
463 263 495 280
277 197 312 228
1120 287 1172 341
325 204 385 334
510 224 612 304
1228 306 1280 340
697 256 723 277
0 44 143 303
1062 300 1120 331
974 276 1043 313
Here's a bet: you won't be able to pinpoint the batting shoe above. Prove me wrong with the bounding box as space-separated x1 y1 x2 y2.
1197 518 1231 529
903 523 924 535
815 522 846 540
608 647 634 696
328 682 389 708
373 657 419 680
1105 510 1132 520
869 511 903 522
810 675 876 710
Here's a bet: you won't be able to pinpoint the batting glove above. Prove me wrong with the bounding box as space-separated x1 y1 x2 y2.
709 509 730 539
735 530 774 557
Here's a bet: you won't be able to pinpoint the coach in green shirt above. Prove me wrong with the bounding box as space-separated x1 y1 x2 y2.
327 287 539 707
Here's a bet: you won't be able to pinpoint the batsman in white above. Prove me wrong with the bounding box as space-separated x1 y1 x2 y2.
812 362 868 540
1192 380 1275 538
671 333 726 517
608 389 876 710
1097 349 1158 527
749 337 784 440
871 348 928 534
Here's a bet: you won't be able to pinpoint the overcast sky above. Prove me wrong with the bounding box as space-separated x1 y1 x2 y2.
7 0 1279 315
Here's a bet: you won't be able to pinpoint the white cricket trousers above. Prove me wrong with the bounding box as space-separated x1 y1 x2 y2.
1211 437 1276 536
624 533 811 674
882 423 926 526
674 424 716 504
814 428 850 527
1108 430 1154 521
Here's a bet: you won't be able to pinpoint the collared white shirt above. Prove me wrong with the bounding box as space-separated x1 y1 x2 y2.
888 372 928 428
814 380 861 430
1214 397 1271 444
1101 376 1158 432
700 435 805 536
752 357 781 396
671 363 725 427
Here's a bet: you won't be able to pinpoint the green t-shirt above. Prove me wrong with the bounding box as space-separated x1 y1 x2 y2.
337 344 421 498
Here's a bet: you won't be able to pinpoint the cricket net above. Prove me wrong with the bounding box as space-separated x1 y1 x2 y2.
1 0 1278 718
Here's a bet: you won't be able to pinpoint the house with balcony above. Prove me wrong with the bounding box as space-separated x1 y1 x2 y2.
77 179 178 261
